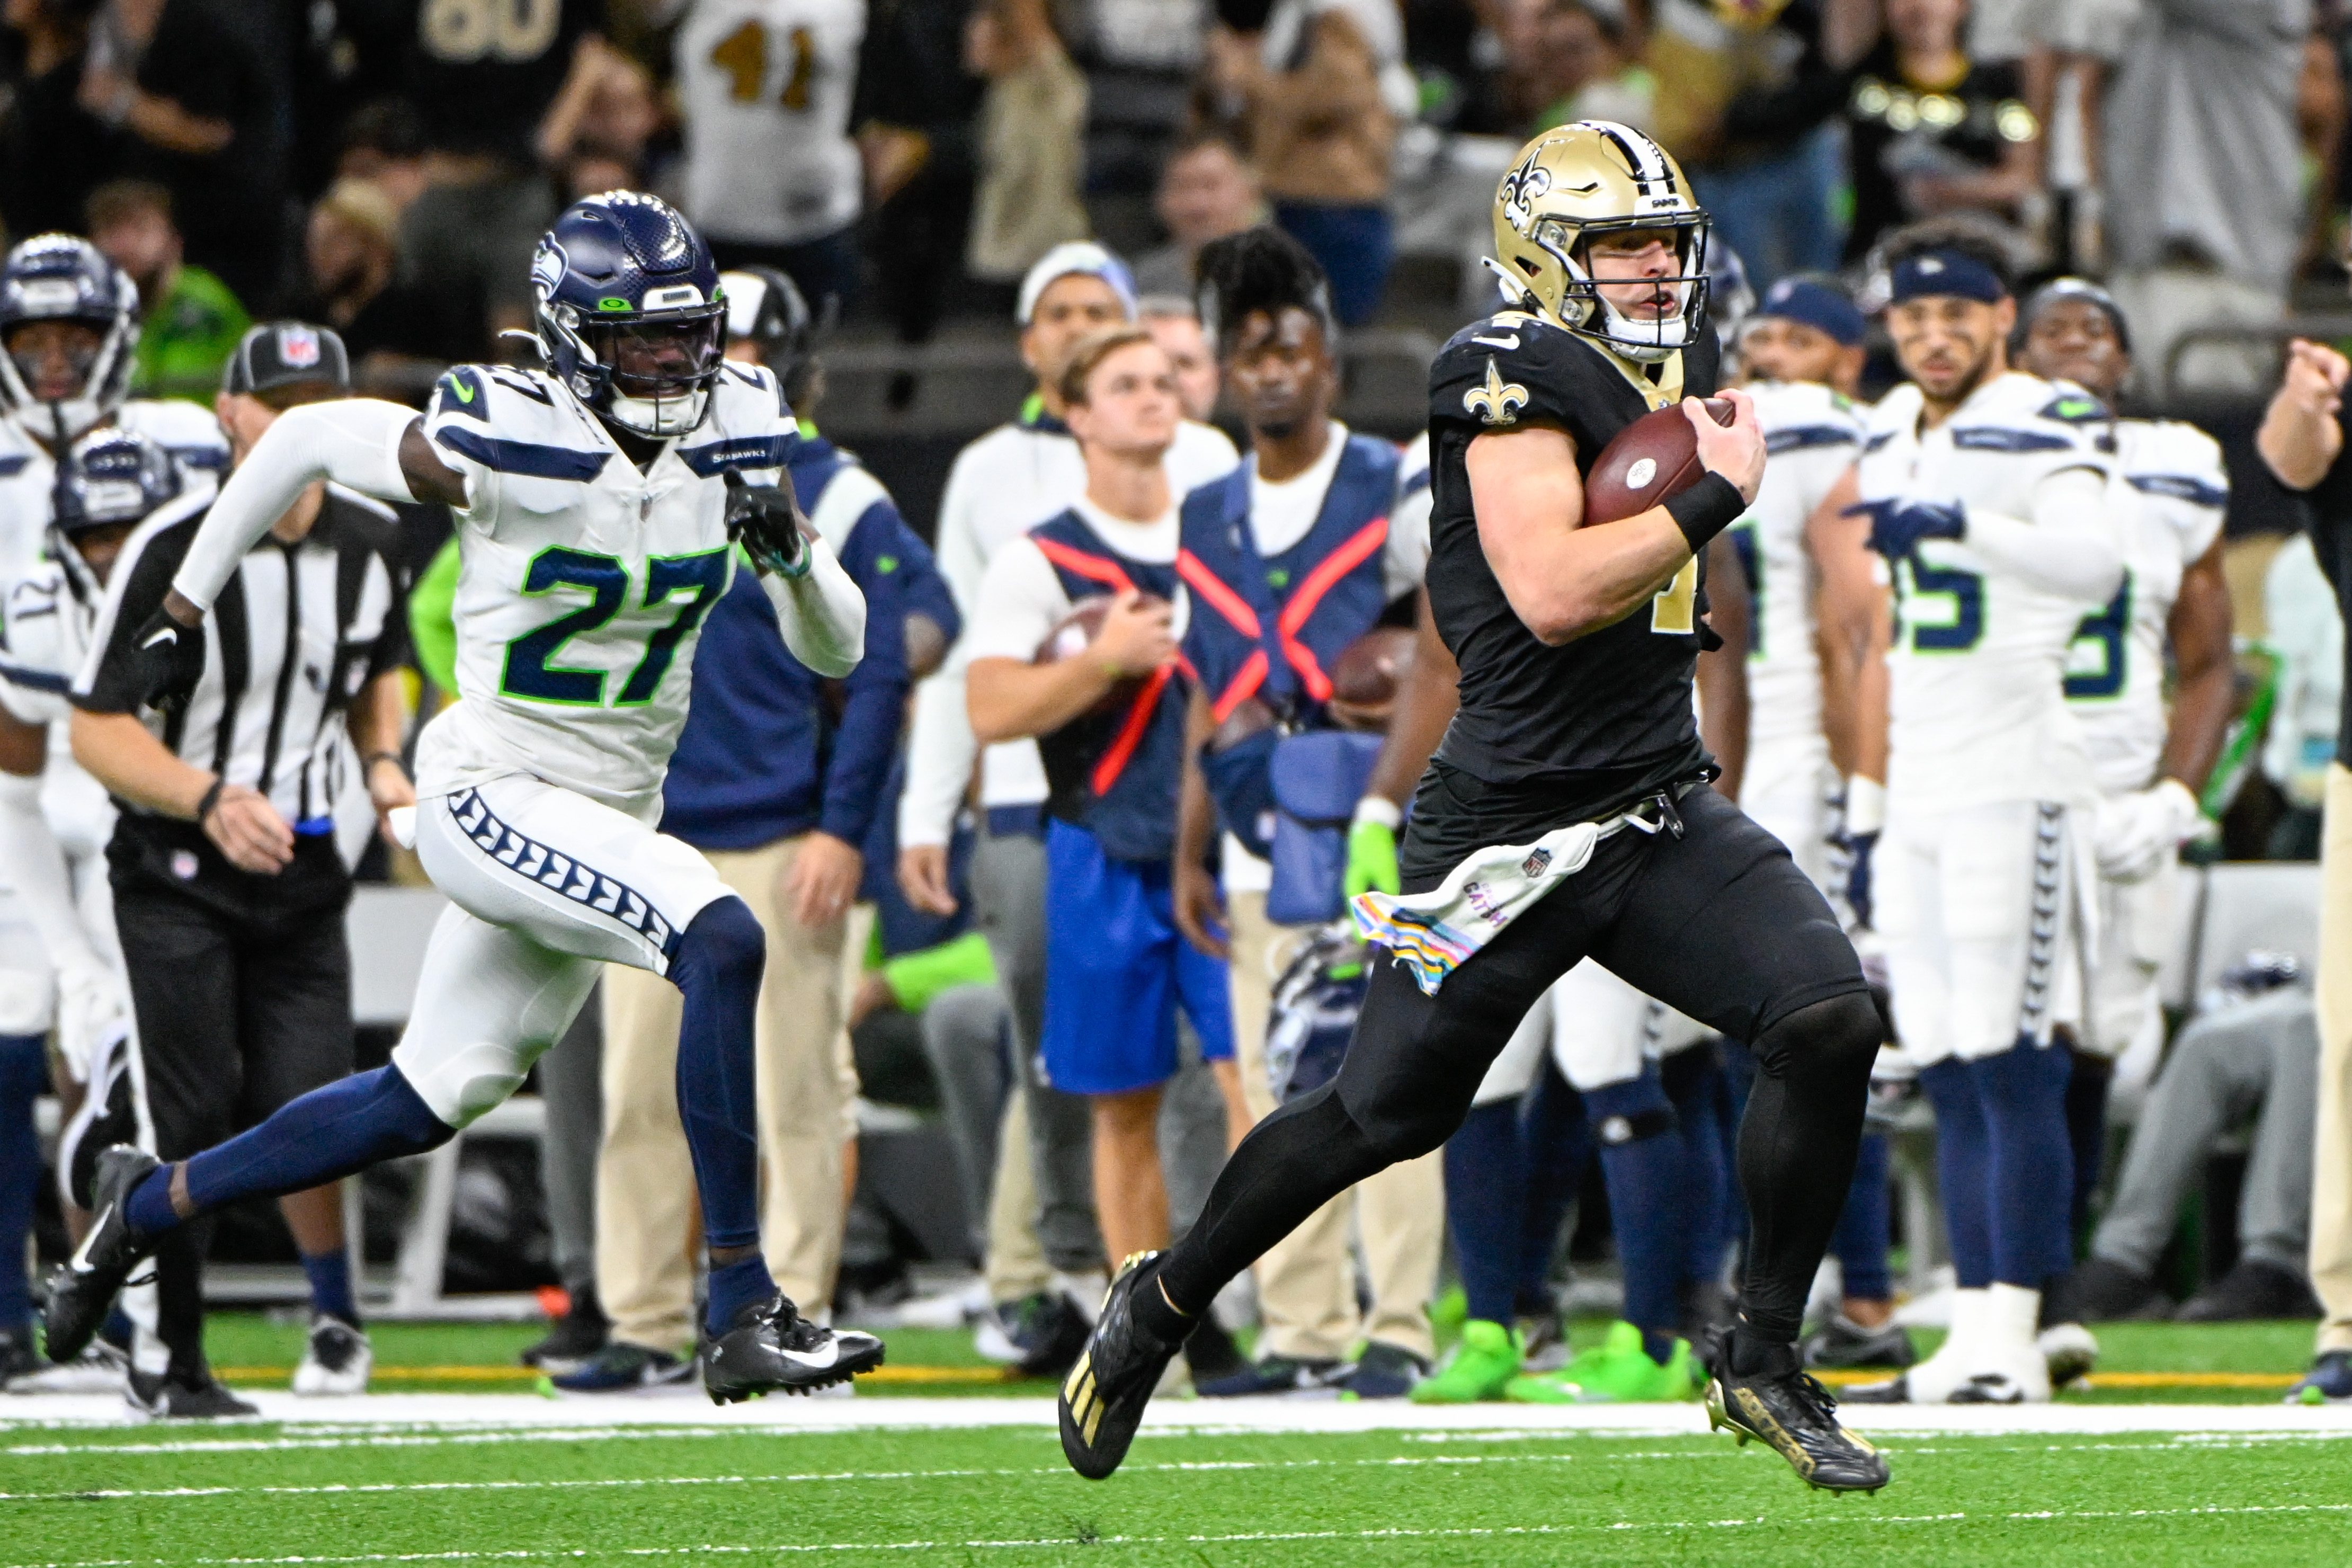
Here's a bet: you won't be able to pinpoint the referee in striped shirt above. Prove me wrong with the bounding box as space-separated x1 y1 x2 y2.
67 323 413 1416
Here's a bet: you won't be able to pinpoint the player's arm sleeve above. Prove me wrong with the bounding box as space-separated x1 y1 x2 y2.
0 769 105 973
960 541 1067 663
1963 467 2123 602
407 536 462 695
72 519 189 712
758 533 866 679
898 458 988 850
815 502 915 845
170 399 416 612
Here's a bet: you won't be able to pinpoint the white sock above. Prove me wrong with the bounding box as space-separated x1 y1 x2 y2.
1906 1287 1984 1403
1983 1283 2050 1401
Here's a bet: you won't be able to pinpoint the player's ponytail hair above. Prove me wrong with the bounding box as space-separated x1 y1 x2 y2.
1195 226 1336 360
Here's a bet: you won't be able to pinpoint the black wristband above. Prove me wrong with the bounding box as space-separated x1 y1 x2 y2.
194 778 225 825
1665 471 1747 553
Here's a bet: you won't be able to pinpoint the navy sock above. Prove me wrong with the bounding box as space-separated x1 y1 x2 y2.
706 1253 778 1335
1515 1067 1587 1315
670 899 768 1253
1444 1100 1527 1325
1918 1058 1992 1287
0 1035 44 1335
1830 1133 1894 1303
1586 1068 1683 1357
301 1249 358 1325
1665 1050 1730 1291
127 1066 452 1239
1970 1041 2075 1287
2063 1049 2111 1244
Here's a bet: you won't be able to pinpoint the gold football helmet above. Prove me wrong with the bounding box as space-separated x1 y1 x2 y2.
1489 121 1712 362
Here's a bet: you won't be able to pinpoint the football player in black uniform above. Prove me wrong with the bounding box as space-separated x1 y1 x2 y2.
1057 121 1887 1492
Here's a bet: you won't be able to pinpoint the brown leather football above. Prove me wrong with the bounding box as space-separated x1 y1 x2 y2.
1035 593 1164 716
1583 397 1735 525
1325 625 1417 733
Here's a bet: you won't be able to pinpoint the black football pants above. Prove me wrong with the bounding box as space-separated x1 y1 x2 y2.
1156 785 1879 1344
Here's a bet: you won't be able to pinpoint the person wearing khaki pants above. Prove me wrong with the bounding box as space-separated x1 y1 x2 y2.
2255 336 2352 1400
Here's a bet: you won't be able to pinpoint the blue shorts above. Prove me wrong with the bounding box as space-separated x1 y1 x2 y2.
1041 818 1233 1095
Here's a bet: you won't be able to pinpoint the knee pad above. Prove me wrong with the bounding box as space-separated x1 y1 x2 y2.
673 896 765 992
1750 991 1882 1083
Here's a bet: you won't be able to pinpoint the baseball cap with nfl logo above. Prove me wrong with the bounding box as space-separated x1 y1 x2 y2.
224 320 351 401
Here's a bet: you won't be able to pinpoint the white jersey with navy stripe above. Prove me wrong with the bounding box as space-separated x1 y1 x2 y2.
0 400 227 586
1734 380 1866 753
1859 371 2114 816
2064 418 2229 795
414 361 799 813
0 554 116 861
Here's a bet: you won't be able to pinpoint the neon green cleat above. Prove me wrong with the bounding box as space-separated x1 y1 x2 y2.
1505 1321 1699 1403
1429 1284 1469 1337
1409 1318 1521 1404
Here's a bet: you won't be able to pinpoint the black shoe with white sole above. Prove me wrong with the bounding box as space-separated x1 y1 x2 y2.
522 1286 611 1373
701 1293 884 1404
1059 1252 1186 1480
1802 1313 1918 1370
42 1145 161 1365
126 1368 258 1420
1706 1334 1891 1493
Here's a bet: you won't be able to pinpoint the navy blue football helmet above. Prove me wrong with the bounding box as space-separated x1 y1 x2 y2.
0 235 141 445
49 428 183 598
530 192 727 439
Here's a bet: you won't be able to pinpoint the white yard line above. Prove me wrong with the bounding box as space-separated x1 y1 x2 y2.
6 1392 2352 1442
19 1501 2352 1567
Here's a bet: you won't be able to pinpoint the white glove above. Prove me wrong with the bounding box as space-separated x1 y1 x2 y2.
52 958 130 1085
2093 778 2204 884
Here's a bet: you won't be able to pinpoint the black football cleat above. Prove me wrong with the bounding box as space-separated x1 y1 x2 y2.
1060 1252 1186 1480
42 1145 162 1365
1706 1335 1891 1493
701 1292 884 1404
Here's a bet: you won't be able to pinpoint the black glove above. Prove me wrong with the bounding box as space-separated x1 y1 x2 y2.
724 469 811 578
131 608 207 712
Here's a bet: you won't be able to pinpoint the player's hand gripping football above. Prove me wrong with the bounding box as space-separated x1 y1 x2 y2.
1088 590 1178 678
1687 387 1767 505
724 469 813 578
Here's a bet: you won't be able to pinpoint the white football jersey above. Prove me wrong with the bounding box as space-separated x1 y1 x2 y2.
413 360 800 814
675 0 865 246
2063 418 2228 795
1858 371 2115 816
1732 380 1867 755
0 400 227 585
0 544 146 861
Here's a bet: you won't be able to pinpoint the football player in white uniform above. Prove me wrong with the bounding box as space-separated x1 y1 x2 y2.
1820 228 2122 1405
43 193 883 1404
0 237 225 1163
2012 279 2234 1343
0 433 194 1389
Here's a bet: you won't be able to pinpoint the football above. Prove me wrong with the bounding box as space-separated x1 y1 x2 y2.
1325 625 1417 732
1035 592 1164 716
1583 397 1735 525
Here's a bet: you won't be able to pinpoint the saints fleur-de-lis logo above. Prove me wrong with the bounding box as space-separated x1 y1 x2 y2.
1499 151 1553 235
1463 358 1527 425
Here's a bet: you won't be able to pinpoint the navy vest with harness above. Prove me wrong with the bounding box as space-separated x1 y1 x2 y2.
1030 509 1188 862
1178 434 1398 912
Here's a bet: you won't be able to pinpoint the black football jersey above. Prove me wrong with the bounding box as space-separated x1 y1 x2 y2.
1416 311 1721 854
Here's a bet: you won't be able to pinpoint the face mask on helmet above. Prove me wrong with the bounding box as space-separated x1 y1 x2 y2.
552 304 725 438
1540 217 1713 363
0 238 140 444
49 431 181 596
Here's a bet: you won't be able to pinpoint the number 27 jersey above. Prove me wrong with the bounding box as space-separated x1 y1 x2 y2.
415 361 799 815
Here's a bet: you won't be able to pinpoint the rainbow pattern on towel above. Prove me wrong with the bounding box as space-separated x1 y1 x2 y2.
1350 893 1477 994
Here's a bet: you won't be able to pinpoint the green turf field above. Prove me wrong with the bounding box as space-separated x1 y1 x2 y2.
2 1314 2346 1564
6 1416 2352 1565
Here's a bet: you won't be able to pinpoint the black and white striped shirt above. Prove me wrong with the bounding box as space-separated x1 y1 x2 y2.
73 491 409 830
